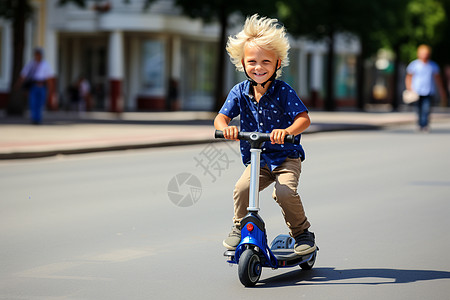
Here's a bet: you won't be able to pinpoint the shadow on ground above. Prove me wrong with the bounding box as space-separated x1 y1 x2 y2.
257 267 450 287
387 127 450 135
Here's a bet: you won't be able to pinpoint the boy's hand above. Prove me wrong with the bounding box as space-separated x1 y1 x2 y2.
270 129 289 144
222 126 239 141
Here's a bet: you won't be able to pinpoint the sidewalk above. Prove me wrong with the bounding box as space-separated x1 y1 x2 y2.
1 110 450 160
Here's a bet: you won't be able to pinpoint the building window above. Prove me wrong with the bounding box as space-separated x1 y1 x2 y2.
141 39 166 95
230 67 246 88
181 39 217 110
281 48 299 91
335 54 357 99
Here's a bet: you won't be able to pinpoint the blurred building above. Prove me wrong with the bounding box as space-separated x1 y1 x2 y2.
0 0 360 112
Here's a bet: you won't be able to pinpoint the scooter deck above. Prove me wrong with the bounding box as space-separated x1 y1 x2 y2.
272 248 315 267
271 248 302 260
224 249 314 268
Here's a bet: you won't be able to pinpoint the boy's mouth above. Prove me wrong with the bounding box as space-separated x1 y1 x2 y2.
253 72 267 78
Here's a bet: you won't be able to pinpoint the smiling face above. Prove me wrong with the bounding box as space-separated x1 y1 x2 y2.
242 44 279 85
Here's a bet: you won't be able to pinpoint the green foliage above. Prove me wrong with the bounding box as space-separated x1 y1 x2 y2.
401 0 446 61
276 0 447 63
277 0 348 37
174 0 278 22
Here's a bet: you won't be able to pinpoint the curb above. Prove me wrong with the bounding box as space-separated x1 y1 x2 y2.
0 123 381 160
0 139 221 160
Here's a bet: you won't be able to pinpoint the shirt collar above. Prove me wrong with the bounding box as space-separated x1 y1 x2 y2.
243 80 278 99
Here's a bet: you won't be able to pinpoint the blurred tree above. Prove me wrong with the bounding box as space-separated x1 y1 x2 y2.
433 0 450 66
174 0 277 111
350 0 410 111
433 0 450 103
278 0 447 111
351 2 390 110
278 0 405 111
277 0 361 111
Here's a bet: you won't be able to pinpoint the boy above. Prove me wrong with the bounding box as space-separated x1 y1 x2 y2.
214 14 316 255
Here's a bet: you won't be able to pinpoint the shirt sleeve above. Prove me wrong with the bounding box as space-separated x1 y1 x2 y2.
281 82 308 120
20 62 32 77
219 84 241 119
42 61 54 79
406 61 416 75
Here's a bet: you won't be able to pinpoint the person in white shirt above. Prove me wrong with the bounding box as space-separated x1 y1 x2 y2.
18 47 54 124
405 45 447 132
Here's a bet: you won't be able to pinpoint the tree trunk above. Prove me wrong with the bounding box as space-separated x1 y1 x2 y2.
7 0 27 116
325 30 336 111
441 66 449 107
213 8 228 112
356 43 366 111
392 43 401 111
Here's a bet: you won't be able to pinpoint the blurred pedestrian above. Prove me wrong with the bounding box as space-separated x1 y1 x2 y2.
166 78 179 111
77 75 91 111
16 47 54 124
405 44 447 132
67 82 80 111
69 75 91 113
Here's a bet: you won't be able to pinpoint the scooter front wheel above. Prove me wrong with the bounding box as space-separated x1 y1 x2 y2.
238 249 262 287
300 251 317 270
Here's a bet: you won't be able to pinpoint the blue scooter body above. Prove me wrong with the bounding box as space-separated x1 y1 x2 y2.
233 213 278 268
228 212 316 269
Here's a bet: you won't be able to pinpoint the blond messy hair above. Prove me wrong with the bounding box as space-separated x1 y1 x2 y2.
226 14 290 79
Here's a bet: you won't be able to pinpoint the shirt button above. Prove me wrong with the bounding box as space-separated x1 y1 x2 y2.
259 110 262 114
260 123 263 126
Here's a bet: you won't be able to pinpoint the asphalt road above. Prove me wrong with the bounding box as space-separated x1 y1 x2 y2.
1 123 450 299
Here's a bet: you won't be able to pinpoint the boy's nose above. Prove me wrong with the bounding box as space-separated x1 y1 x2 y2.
255 64 263 71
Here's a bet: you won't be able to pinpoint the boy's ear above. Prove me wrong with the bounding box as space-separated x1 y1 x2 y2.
276 59 281 70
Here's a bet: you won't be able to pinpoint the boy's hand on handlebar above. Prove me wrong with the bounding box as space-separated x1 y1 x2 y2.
222 126 239 141
270 129 289 144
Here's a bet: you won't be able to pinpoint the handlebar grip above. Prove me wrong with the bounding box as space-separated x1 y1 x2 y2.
214 129 225 139
284 134 296 144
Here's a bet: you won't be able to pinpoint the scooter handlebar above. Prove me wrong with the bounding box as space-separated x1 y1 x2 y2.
214 130 296 144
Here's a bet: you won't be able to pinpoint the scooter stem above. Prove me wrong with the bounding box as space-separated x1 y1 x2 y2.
214 129 296 213
248 148 261 212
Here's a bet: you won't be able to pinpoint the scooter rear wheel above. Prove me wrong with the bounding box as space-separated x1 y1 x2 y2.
238 249 262 287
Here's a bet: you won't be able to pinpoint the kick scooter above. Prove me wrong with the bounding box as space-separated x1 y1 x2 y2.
215 130 318 287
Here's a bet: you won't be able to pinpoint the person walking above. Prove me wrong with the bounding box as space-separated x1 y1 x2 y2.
405 44 447 132
17 47 54 124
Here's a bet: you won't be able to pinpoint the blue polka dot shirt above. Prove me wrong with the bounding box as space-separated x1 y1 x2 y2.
219 80 308 171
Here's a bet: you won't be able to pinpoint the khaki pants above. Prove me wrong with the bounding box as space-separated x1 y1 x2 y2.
233 157 310 238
